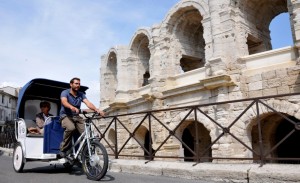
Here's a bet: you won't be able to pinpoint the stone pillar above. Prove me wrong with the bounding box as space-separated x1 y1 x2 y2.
100 54 110 108
291 1 300 58
206 0 240 76
114 46 130 103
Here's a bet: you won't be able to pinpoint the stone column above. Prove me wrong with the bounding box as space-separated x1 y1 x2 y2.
291 1 300 59
100 54 111 108
114 46 130 103
206 0 240 76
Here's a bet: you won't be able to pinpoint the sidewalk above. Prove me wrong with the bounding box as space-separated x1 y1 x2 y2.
0 147 13 157
2 147 300 183
110 159 300 183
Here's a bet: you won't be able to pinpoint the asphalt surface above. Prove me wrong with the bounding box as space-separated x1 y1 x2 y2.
0 155 221 183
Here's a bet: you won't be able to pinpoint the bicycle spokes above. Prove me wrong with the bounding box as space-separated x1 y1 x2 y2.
81 141 108 180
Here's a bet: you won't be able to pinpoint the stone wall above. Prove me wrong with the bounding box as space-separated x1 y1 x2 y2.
99 0 300 162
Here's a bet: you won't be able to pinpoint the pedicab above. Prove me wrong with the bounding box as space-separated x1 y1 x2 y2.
12 78 108 180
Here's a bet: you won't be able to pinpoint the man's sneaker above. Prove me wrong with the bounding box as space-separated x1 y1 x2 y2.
59 151 66 158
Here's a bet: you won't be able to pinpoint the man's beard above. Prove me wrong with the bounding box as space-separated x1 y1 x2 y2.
71 87 79 92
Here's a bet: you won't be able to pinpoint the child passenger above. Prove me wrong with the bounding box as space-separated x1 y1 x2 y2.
28 101 53 134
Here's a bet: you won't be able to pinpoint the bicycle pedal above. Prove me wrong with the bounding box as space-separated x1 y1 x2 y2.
66 155 75 162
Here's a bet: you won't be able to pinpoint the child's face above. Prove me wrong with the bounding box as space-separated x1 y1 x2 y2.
41 106 50 114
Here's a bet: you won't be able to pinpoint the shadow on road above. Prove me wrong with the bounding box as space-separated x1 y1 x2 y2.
100 174 115 181
23 164 84 176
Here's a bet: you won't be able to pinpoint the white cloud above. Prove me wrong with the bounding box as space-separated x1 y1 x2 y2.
0 0 292 108
0 0 180 106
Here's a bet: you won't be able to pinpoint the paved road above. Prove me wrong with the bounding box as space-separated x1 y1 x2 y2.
0 155 221 183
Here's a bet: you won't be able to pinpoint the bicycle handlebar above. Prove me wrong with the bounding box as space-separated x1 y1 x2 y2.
80 110 103 119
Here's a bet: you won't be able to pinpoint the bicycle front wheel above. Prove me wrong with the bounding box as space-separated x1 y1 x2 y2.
81 141 108 180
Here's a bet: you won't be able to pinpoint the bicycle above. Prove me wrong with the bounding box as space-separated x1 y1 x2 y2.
13 111 109 181
62 111 109 180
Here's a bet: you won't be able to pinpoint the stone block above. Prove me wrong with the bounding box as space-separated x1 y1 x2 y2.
277 86 290 95
248 81 263 91
262 70 276 80
285 75 299 86
275 68 288 78
246 74 262 83
263 88 277 96
249 90 263 98
287 66 300 76
262 80 270 89
239 83 249 91
229 91 243 101
290 85 300 93
267 78 281 88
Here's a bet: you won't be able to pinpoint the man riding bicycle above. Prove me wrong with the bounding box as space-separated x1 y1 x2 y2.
59 77 105 157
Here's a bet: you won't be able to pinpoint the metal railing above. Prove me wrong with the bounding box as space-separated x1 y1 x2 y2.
0 126 16 148
94 92 300 166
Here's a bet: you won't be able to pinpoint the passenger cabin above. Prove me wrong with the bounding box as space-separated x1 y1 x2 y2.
15 78 88 156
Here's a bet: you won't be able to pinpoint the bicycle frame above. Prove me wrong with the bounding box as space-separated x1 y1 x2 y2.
68 116 97 160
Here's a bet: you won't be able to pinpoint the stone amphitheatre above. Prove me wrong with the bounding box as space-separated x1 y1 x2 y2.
98 0 300 164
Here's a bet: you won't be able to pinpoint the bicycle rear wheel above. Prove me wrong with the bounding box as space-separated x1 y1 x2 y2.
81 141 108 180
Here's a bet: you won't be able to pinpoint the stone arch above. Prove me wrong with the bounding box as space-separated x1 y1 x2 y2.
243 100 300 163
270 12 293 48
129 28 152 49
104 48 118 103
107 128 116 147
176 120 212 162
173 109 216 137
160 0 210 74
134 124 153 160
129 28 152 88
182 127 194 161
248 112 300 164
238 0 291 54
161 0 209 26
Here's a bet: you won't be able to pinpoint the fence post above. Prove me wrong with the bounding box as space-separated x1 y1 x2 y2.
114 117 118 159
148 112 153 160
256 100 264 166
194 107 200 163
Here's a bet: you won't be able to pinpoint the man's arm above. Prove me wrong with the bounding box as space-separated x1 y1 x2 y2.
83 98 105 116
61 97 79 113
35 116 44 129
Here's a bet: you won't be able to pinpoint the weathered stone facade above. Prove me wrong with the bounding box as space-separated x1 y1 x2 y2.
0 86 18 132
99 0 300 162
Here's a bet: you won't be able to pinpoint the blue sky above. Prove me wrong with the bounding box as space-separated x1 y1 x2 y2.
0 0 293 106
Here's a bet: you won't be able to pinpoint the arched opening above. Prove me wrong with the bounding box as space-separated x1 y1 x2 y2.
144 130 154 160
181 121 212 162
247 34 264 55
106 52 117 102
142 71 150 86
241 0 290 55
172 8 205 73
180 55 204 73
108 128 116 147
251 113 300 164
275 116 300 163
270 12 293 49
131 33 150 88
135 125 153 160
182 128 194 161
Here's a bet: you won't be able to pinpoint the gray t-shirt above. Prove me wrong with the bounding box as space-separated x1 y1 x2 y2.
59 89 87 117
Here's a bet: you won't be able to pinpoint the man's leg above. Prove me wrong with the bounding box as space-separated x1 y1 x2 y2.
60 117 76 154
73 116 85 134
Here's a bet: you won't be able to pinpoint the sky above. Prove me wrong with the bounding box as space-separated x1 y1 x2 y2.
0 0 293 108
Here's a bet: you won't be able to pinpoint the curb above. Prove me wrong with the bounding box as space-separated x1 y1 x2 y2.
109 159 300 183
1 147 300 183
0 147 13 157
